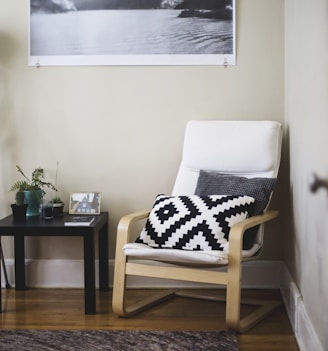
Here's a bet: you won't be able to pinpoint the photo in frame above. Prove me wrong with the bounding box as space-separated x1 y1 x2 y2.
28 0 235 66
69 192 101 215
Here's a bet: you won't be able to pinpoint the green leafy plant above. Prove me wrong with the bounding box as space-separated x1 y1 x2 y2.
51 162 64 217
53 196 63 203
52 162 63 204
10 165 57 194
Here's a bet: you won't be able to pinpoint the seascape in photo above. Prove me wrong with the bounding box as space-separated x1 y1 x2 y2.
29 0 235 65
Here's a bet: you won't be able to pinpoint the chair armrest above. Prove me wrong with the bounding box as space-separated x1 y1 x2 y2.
116 209 151 247
232 210 278 234
228 210 279 261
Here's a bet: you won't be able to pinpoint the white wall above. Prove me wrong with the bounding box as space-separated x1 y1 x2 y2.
0 1 284 261
4 1 328 348
285 0 328 349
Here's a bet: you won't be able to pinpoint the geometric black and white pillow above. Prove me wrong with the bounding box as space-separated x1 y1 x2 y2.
135 194 255 252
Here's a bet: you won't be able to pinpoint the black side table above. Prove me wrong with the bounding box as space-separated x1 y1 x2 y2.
0 212 109 314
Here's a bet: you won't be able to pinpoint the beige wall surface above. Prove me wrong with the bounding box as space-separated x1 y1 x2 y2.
0 1 284 261
285 0 328 348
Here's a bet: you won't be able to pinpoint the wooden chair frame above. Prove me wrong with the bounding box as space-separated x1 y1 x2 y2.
112 208 281 333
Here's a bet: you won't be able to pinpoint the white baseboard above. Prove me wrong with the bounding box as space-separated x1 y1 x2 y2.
280 267 323 351
0 258 323 351
1 259 98 288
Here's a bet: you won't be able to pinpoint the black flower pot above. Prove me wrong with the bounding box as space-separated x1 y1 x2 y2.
53 202 64 217
11 203 28 222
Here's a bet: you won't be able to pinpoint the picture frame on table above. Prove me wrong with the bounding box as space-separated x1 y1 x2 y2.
69 192 101 215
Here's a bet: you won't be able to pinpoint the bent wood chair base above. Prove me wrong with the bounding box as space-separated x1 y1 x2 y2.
112 210 281 333
114 288 282 334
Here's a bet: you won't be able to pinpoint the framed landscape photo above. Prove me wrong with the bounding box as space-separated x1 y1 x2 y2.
28 0 235 66
69 192 101 215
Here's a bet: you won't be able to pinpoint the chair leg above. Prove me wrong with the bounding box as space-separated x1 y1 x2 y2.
111 261 128 316
226 254 282 333
236 298 282 333
226 278 282 333
112 246 176 317
225 265 243 331
112 259 176 317
114 288 177 317
176 289 282 333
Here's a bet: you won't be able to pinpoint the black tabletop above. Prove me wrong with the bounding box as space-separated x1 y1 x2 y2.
0 212 108 235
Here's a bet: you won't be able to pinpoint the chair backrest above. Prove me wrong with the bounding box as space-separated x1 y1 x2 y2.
172 120 282 196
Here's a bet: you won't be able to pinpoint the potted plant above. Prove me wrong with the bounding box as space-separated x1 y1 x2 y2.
10 189 28 222
52 162 64 217
52 196 64 217
10 165 57 217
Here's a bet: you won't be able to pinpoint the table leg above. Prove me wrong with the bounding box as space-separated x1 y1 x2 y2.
84 233 96 314
0 238 2 313
98 224 109 291
14 235 26 290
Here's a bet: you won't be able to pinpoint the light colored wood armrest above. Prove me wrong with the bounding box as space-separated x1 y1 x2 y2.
116 209 151 247
226 210 279 331
228 210 279 261
232 210 279 233
118 209 150 228
113 209 151 316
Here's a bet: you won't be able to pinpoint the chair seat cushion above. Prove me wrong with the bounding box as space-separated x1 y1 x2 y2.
195 171 277 249
123 242 261 265
135 194 255 252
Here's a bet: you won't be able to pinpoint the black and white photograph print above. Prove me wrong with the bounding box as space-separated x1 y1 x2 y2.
29 0 235 66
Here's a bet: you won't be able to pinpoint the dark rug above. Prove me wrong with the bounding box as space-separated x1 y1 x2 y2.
0 330 238 351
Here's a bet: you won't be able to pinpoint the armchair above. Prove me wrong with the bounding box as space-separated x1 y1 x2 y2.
112 120 283 333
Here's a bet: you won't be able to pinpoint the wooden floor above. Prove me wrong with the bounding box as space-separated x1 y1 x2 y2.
0 288 299 350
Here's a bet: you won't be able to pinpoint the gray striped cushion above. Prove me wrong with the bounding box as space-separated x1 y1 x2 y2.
195 171 277 249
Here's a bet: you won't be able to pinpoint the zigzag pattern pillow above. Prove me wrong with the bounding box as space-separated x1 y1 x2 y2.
135 194 255 251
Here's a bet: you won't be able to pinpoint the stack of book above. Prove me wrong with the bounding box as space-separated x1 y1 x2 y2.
64 216 95 226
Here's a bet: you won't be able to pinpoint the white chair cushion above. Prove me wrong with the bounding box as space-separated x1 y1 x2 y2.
172 121 282 195
123 242 261 265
